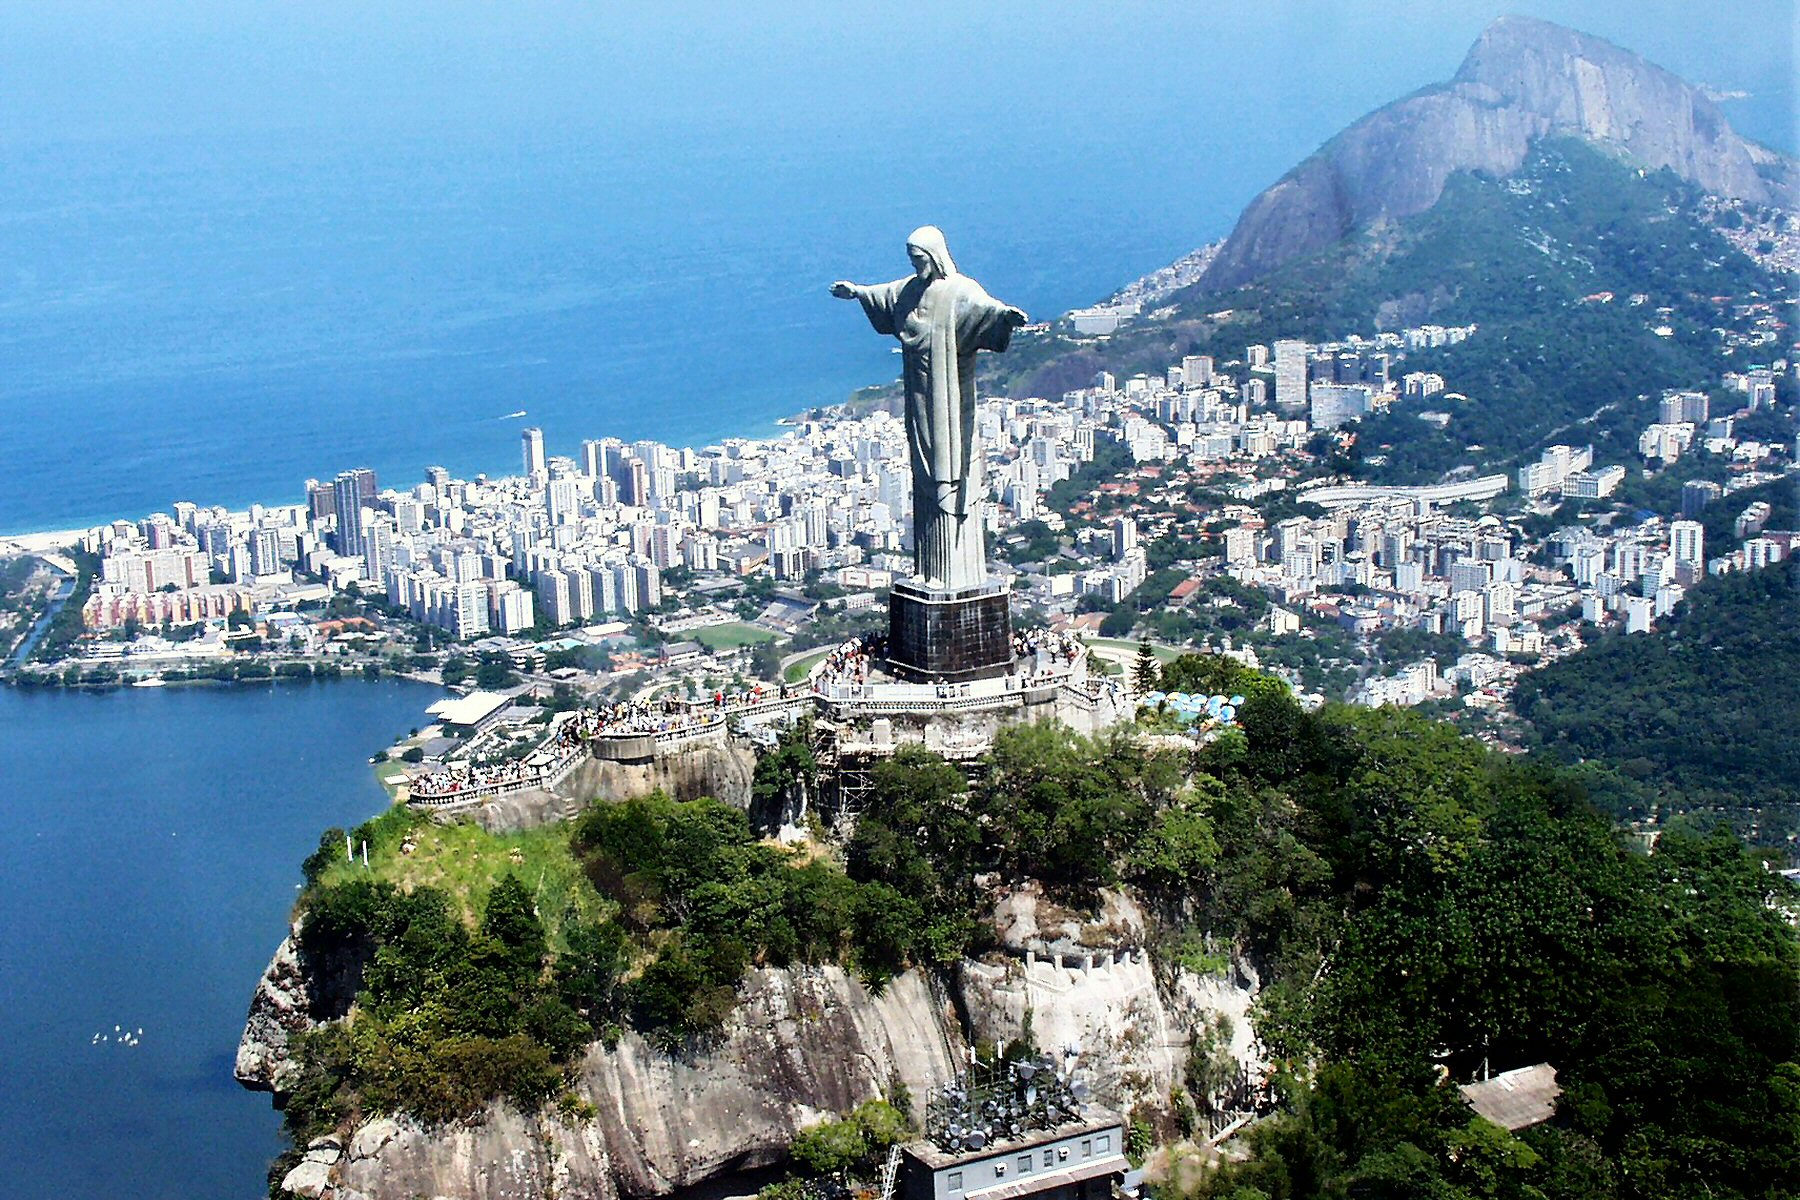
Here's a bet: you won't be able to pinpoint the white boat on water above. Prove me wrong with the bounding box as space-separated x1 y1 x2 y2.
132 677 167 688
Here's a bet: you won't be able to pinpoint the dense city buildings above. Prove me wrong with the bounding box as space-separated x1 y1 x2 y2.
51 308 1794 736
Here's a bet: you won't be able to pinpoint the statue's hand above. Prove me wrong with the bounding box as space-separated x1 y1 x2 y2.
1003 305 1029 326
830 281 857 299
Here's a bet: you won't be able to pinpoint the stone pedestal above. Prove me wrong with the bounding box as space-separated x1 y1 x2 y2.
887 578 1014 682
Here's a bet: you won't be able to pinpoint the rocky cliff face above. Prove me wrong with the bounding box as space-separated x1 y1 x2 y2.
250 964 966 1200
1200 15 1798 291
965 885 1262 1112
236 926 310 1094
243 886 1262 1200
458 741 759 835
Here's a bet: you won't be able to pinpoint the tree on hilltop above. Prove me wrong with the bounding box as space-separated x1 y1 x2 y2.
1132 638 1161 693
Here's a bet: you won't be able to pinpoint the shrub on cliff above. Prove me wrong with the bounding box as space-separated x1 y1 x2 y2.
284 870 590 1147
573 791 918 1044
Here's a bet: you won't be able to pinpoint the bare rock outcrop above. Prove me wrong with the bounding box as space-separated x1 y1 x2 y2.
462 741 759 834
963 884 1261 1112
1200 15 1798 291
236 926 311 1093
275 965 964 1200
242 878 1258 1199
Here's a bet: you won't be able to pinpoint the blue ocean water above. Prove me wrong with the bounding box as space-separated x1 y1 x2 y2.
0 3 1788 535
0 123 1229 533
0 680 439 1200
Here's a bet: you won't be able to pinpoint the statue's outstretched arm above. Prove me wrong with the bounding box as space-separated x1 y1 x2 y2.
833 279 902 336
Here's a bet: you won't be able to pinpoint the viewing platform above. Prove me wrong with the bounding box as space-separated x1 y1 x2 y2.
404 631 1127 812
806 628 1116 722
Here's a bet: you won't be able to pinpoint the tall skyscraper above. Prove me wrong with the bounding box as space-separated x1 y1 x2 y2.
307 480 336 522
522 427 547 478
1274 340 1308 414
332 468 376 558
619 457 649 507
546 478 580 526
1111 516 1138 561
362 518 393 581
250 527 283 577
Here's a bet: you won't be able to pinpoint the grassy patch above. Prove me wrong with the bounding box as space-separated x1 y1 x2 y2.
372 765 411 800
690 621 777 650
1087 637 1181 663
320 805 609 951
783 646 833 683
1160 928 1231 977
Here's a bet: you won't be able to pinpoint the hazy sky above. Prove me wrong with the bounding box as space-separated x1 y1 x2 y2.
4 1 1794 157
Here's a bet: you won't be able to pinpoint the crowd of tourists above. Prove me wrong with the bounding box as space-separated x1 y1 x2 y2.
1015 628 1084 674
810 635 887 691
809 627 1088 696
559 696 725 742
408 747 575 802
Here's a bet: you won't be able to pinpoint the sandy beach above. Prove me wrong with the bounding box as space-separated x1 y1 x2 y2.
1 529 88 555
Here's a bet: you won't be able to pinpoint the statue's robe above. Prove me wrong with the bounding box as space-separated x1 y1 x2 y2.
849 273 1017 591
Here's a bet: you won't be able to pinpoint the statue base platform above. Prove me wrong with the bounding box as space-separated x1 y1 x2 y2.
887 578 1015 683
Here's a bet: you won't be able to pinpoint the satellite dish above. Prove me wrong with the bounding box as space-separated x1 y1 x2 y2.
1071 1082 1091 1100
967 1130 988 1150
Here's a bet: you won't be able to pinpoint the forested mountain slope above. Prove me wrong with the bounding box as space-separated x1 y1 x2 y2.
1514 556 1800 842
1000 137 1779 484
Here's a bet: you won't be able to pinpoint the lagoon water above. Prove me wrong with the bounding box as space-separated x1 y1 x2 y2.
0 680 438 1199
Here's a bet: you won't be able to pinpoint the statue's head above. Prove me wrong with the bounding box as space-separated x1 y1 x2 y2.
905 226 956 281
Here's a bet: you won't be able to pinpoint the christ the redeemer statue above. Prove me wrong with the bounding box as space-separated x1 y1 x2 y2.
832 227 1028 593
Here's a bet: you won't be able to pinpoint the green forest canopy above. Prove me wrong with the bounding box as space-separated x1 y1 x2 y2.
276 651 1798 1200
1514 557 1800 845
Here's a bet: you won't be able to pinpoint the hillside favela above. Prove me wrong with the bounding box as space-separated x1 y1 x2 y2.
1 7 1797 1200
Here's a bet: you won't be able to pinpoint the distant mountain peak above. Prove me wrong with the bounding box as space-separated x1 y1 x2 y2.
1198 17 1796 292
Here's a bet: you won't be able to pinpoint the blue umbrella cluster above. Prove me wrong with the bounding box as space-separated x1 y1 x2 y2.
1139 691 1245 726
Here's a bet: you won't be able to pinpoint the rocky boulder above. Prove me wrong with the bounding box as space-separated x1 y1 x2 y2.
1200 15 1798 291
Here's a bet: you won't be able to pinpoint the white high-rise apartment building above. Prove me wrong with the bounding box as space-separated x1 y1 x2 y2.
1670 520 1705 572
522 427 547 478
1273 340 1308 414
1181 355 1214 389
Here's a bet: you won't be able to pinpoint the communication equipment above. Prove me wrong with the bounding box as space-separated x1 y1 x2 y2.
923 1053 1091 1152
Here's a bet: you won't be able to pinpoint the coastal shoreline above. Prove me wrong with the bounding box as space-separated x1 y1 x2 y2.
0 403 838 547
1 529 92 554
